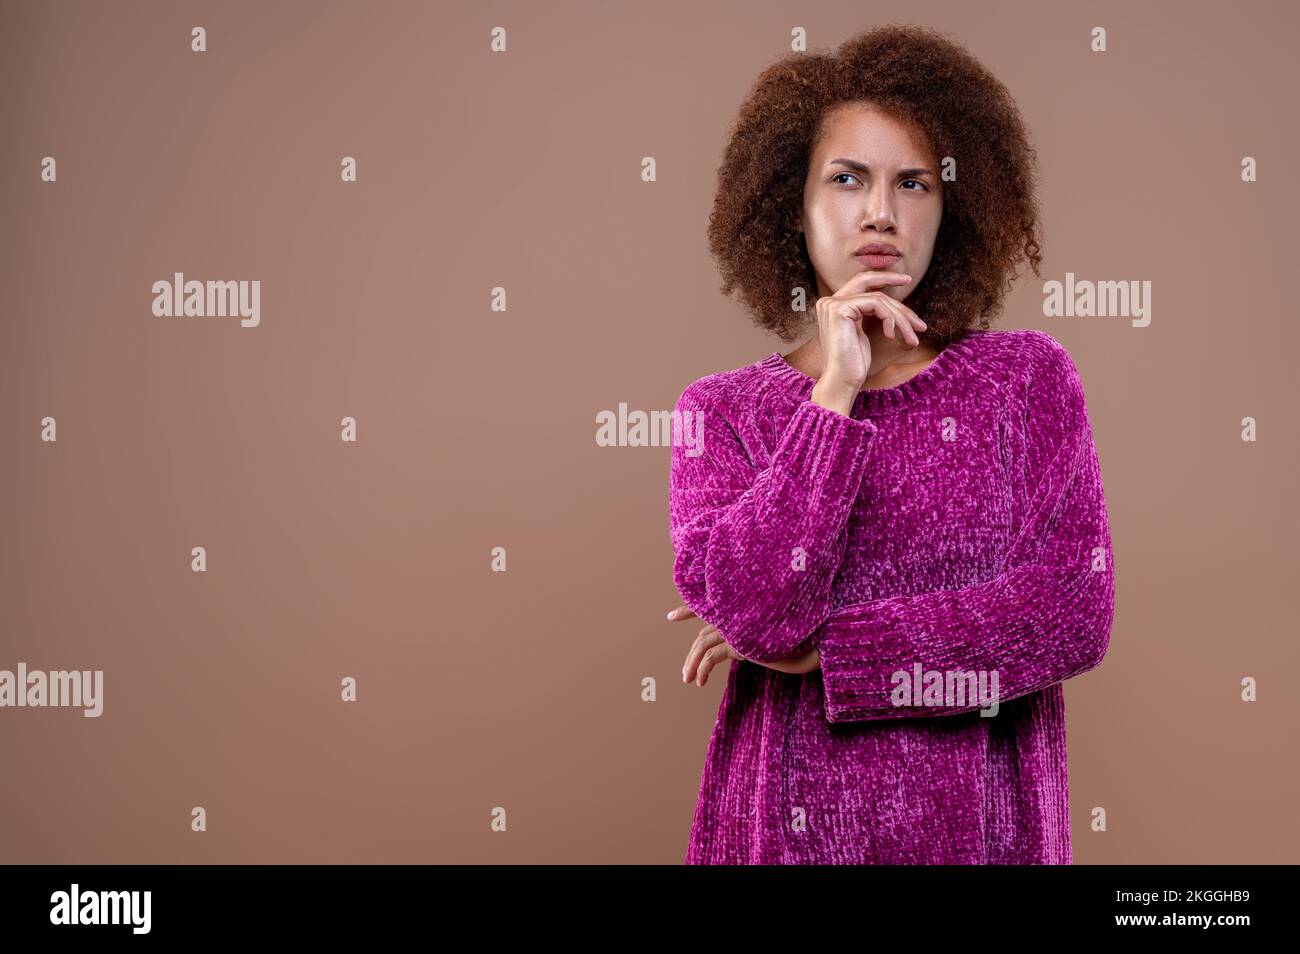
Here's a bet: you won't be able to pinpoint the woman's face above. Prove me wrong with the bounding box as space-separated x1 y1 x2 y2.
797 101 944 304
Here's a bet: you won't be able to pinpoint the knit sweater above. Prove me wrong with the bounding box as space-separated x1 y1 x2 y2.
668 328 1115 864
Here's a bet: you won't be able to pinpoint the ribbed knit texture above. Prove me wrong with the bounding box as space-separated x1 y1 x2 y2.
668 328 1115 864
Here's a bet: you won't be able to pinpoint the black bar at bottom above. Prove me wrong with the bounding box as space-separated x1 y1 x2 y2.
0 863 1289 938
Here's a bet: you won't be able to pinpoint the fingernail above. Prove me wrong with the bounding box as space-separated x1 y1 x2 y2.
666 609 676 620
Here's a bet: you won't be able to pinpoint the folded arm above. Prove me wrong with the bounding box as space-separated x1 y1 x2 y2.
669 379 879 664
816 334 1116 722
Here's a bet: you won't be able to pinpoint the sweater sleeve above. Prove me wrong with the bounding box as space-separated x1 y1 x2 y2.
815 333 1116 723
669 378 879 664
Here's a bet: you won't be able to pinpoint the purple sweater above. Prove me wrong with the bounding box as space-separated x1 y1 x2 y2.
668 328 1115 864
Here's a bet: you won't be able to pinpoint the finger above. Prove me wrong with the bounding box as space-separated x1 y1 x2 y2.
696 644 730 686
666 603 697 622
873 294 920 347
832 292 903 340
831 283 927 332
880 294 927 333
832 269 913 298
683 628 716 684
878 293 926 336
683 626 722 683
838 292 923 347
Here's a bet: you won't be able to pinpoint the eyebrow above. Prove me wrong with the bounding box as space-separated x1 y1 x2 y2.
828 158 934 177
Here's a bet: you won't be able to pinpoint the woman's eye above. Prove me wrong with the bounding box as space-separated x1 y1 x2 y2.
832 173 928 191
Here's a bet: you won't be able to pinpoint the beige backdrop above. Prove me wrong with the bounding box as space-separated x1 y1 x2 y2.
1 0 1296 864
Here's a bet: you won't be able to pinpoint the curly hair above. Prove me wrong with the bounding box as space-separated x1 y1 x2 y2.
706 24 1044 346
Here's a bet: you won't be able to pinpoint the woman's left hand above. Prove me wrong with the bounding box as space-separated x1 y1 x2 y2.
667 603 821 684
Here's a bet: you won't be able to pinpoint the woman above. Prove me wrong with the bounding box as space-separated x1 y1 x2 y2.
665 24 1116 864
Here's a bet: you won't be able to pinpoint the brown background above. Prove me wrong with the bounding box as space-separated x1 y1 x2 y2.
1 0 1296 864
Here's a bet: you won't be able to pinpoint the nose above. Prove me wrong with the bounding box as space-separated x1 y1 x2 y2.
861 181 897 231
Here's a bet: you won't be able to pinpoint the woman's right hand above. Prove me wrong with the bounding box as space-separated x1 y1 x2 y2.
814 270 927 394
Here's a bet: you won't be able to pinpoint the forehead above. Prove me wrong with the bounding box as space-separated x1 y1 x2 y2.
811 103 934 165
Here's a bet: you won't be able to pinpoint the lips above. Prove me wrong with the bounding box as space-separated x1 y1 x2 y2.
853 242 902 270
855 252 901 269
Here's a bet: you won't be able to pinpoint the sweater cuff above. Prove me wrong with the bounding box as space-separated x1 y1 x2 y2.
817 601 912 722
772 398 878 492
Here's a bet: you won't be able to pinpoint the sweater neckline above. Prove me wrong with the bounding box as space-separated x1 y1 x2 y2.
756 330 985 415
